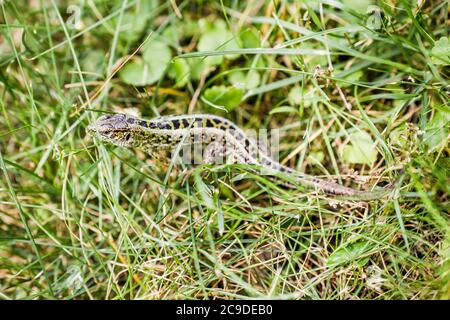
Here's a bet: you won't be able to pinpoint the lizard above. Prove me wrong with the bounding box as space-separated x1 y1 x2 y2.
87 113 397 201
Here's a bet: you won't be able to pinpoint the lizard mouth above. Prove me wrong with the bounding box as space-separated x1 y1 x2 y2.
86 123 97 135
87 114 129 135
87 122 114 135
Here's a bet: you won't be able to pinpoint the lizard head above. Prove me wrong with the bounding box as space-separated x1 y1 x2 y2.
87 114 137 147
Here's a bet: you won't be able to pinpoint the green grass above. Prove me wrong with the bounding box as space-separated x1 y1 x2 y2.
0 0 449 299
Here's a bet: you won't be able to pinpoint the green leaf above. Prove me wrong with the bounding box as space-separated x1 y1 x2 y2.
203 85 243 112
239 28 260 48
119 38 172 86
117 12 148 43
423 109 450 151
228 70 260 90
228 71 246 88
342 0 373 14
307 151 325 164
81 50 105 79
288 87 303 106
162 26 180 47
431 37 450 65
194 172 214 209
143 38 172 66
288 87 317 107
341 131 378 165
197 19 240 65
168 59 190 87
328 241 372 267
119 58 155 86
183 19 201 37
140 38 172 84
188 57 209 80
115 0 157 43
245 70 260 90
22 26 45 54
214 193 224 235
198 29 225 66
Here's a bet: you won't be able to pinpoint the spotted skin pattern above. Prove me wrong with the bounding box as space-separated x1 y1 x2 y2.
87 113 393 201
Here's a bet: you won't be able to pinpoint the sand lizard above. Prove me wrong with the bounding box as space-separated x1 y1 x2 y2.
87 113 395 201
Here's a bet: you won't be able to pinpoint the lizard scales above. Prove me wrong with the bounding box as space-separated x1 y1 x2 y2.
87 113 393 201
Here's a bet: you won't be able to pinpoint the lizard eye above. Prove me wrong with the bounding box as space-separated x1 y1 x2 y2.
124 132 131 141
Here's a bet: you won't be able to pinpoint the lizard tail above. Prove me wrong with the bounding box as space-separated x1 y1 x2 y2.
295 172 402 201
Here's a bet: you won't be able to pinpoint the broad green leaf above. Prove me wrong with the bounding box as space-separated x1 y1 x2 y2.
228 70 260 90
119 58 155 86
143 38 172 66
197 19 240 65
137 0 159 14
245 70 260 90
194 172 214 209
288 87 316 107
307 151 325 164
431 37 450 65
168 59 190 87
203 85 243 112
140 39 172 85
228 71 246 88
341 131 378 165
342 0 373 14
288 87 303 106
188 57 209 80
239 28 260 48
161 18 197 46
22 26 45 54
162 26 180 47
118 12 148 42
423 109 450 151
81 50 105 79
328 241 372 267
115 0 157 43
183 19 201 36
